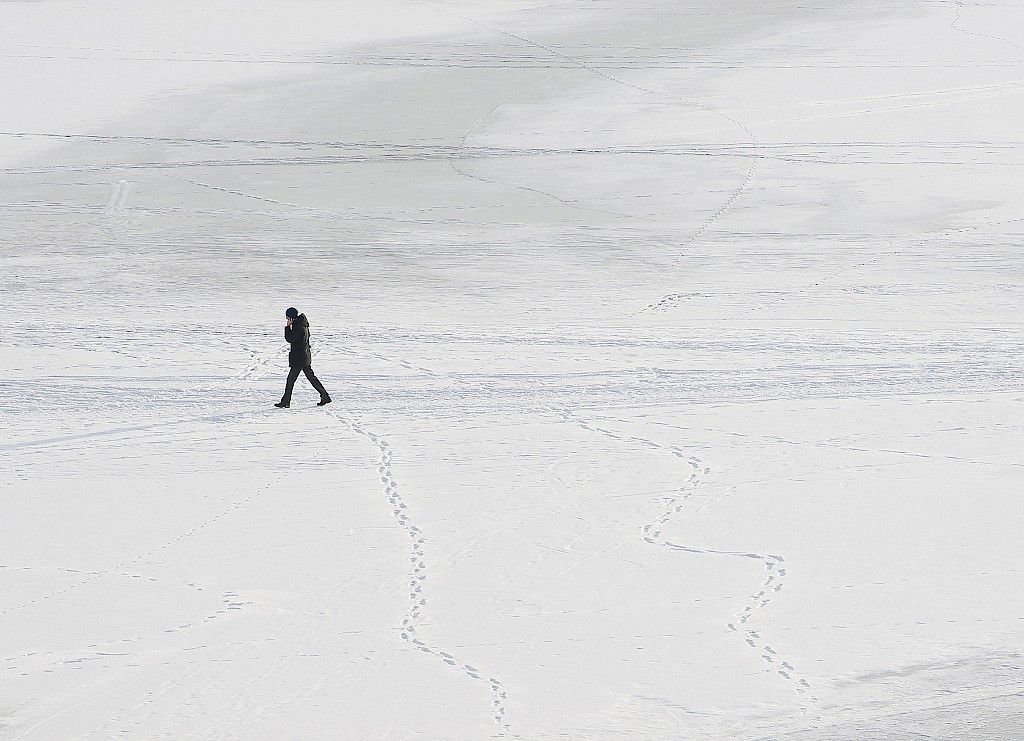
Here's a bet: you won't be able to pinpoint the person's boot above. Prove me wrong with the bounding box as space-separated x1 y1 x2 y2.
317 396 332 407
274 401 290 408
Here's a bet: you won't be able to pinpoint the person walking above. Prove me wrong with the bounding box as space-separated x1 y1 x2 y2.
275 307 332 408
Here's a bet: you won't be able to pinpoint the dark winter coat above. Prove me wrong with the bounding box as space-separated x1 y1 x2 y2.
285 313 313 368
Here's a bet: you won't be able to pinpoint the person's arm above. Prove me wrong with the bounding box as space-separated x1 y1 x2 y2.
284 319 295 343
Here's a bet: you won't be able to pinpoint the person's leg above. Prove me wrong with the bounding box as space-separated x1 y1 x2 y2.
280 366 301 405
303 365 330 401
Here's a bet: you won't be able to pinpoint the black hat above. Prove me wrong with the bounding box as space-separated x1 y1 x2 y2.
285 307 299 319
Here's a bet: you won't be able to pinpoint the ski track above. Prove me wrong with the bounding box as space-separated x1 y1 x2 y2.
186 178 324 212
557 408 815 699
3 130 1024 162
325 410 513 736
327 341 438 378
2 141 1021 177
104 178 131 215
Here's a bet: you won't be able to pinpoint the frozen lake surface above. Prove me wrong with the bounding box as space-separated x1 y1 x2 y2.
2 1 1023 738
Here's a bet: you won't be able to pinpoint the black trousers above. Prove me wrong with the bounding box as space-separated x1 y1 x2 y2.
281 365 329 404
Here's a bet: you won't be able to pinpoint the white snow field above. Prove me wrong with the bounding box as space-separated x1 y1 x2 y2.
2 0 1024 738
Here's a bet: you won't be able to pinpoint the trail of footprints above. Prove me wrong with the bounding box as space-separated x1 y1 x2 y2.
726 558 813 696
332 414 511 734
560 409 813 697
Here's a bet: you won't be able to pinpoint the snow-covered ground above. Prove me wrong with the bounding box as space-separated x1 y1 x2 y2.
3 1 1024 738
